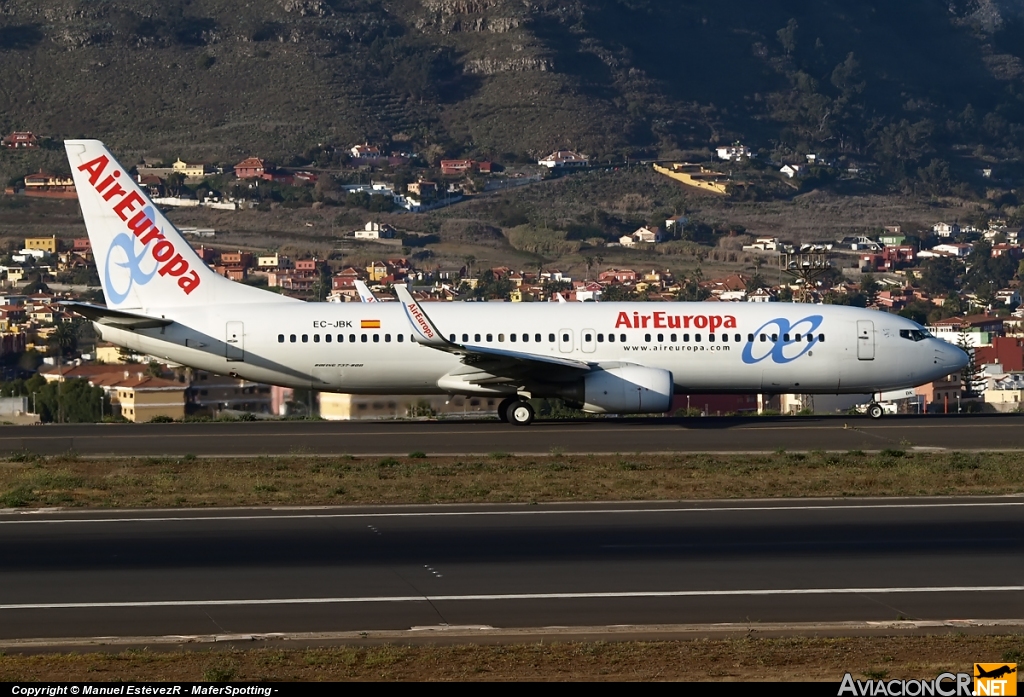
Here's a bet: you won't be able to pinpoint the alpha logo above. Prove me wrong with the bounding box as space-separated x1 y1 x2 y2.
741 315 823 364
975 663 1017 696
78 155 201 298
614 311 737 331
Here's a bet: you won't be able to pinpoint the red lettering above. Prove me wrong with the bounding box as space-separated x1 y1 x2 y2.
615 311 632 329
683 315 693 328
178 270 201 295
77 155 108 186
709 316 723 332
127 211 154 237
152 240 175 262
140 227 164 245
653 312 666 329
724 316 737 329
101 182 127 202
158 254 189 277
113 191 144 221
668 316 681 329
694 316 708 329
641 315 650 328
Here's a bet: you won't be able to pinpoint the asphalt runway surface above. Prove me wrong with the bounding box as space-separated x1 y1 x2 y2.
0 414 1021 457
0 497 1021 644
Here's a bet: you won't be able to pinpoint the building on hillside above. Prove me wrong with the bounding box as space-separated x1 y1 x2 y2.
716 144 752 161
3 132 39 148
24 236 58 254
354 222 397 240
234 157 271 180
538 150 589 168
440 159 477 175
172 159 207 178
110 375 186 422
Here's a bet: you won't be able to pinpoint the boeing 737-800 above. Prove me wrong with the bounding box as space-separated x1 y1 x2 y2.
61 140 968 424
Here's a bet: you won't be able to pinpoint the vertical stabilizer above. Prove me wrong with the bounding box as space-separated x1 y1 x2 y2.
65 140 297 310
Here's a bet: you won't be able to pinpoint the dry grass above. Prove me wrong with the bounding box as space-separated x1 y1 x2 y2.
1 450 1022 510
1 636 1022 681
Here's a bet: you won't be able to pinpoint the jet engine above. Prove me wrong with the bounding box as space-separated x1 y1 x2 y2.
560 366 674 414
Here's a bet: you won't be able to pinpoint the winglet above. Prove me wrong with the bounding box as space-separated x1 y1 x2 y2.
354 279 378 303
394 284 450 348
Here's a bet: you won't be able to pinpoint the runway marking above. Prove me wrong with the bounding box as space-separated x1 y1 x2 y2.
3 586 1022 611
2 500 1022 525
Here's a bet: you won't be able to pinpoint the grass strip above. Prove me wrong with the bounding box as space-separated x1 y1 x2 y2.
0 450 1022 509
1 636 1022 681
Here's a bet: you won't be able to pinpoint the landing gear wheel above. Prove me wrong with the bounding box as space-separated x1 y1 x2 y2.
506 400 535 426
867 403 884 419
496 397 516 422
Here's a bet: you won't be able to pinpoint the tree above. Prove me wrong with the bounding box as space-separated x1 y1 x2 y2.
860 273 880 306
920 257 959 295
35 378 108 423
777 18 798 55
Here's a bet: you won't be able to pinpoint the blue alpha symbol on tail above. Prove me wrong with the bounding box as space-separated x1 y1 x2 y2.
741 315 823 364
104 232 157 304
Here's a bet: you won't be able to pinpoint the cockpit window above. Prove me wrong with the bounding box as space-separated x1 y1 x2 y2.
899 329 930 342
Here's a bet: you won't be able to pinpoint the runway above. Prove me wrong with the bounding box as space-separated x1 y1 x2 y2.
0 414 1022 457
1 497 1022 644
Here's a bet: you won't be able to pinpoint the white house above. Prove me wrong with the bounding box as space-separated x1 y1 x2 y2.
716 144 752 161
933 222 960 238
354 222 397 240
631 226 663 244
747 287 776 302
538 150 589 168
780 164 807 178
932 243 973 258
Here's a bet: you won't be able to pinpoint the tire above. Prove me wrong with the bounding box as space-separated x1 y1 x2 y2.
496 397 515 422
506 400 535 426
867 403 884 419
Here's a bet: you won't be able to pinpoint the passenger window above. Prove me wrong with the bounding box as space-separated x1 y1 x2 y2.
783 334 790 342
670 333 677 342
463 333 469 342
535 334 542 342
373 334 380 342
645 333 651 342
510 334 516 342
302 334 308 343
657 333 663 342
770 334 777 342
397 335 404 343
585 333 592 342
290 334 296 343
314 334 320 343
487 334 493 342
522 334 529 342
818 333 825 342
449 334 456 342
735 334 741 342
475 334 481 342
349 334 356 343
325 334 332 343
721 334 727 342
385 334 391 342
760 334 767 342
549 333 556 342
278 334 284 343
748 333 755 342
683 333 689 342
361 334 367 343
337 334 343 343
709 334 715 342
597 334 604 343
795 334 801 342
562 333 569 342
608 334 615 343
620 334 626 342
695 334 701 342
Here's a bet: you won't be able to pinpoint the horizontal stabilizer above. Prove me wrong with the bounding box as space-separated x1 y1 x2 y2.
59 301 173 329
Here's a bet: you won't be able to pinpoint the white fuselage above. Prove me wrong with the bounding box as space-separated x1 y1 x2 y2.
96 300 967 400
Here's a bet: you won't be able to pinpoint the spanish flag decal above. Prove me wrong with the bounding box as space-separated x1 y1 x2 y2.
361 319 381 329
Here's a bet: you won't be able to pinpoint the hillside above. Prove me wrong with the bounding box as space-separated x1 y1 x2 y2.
1 0 1024 189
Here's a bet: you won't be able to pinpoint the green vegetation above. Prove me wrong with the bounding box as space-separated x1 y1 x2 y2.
1 451 1023 509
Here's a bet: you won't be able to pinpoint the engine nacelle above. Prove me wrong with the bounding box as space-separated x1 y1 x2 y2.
576 366 674 414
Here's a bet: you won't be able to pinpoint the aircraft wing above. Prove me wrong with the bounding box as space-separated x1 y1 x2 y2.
394 286 591 378
59 301 173 329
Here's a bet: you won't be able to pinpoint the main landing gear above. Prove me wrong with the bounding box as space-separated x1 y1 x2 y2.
866 402 884 420
497 396 535 426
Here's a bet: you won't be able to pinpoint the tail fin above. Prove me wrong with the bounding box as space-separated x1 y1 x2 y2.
65 140 297 310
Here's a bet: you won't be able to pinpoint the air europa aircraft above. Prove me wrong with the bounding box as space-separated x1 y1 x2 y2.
62 140 968 425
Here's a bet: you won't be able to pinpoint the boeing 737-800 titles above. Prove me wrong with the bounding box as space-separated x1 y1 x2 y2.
61 141 968 424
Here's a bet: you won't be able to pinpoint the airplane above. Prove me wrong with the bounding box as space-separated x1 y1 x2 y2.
354 279 379 303
61 140 969 425
976 665 1016 679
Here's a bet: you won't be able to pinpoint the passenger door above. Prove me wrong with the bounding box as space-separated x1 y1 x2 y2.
559 328 574 354
581 329 596 354
857 320 874 360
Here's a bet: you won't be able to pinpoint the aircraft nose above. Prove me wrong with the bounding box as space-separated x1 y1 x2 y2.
935 342 969 373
